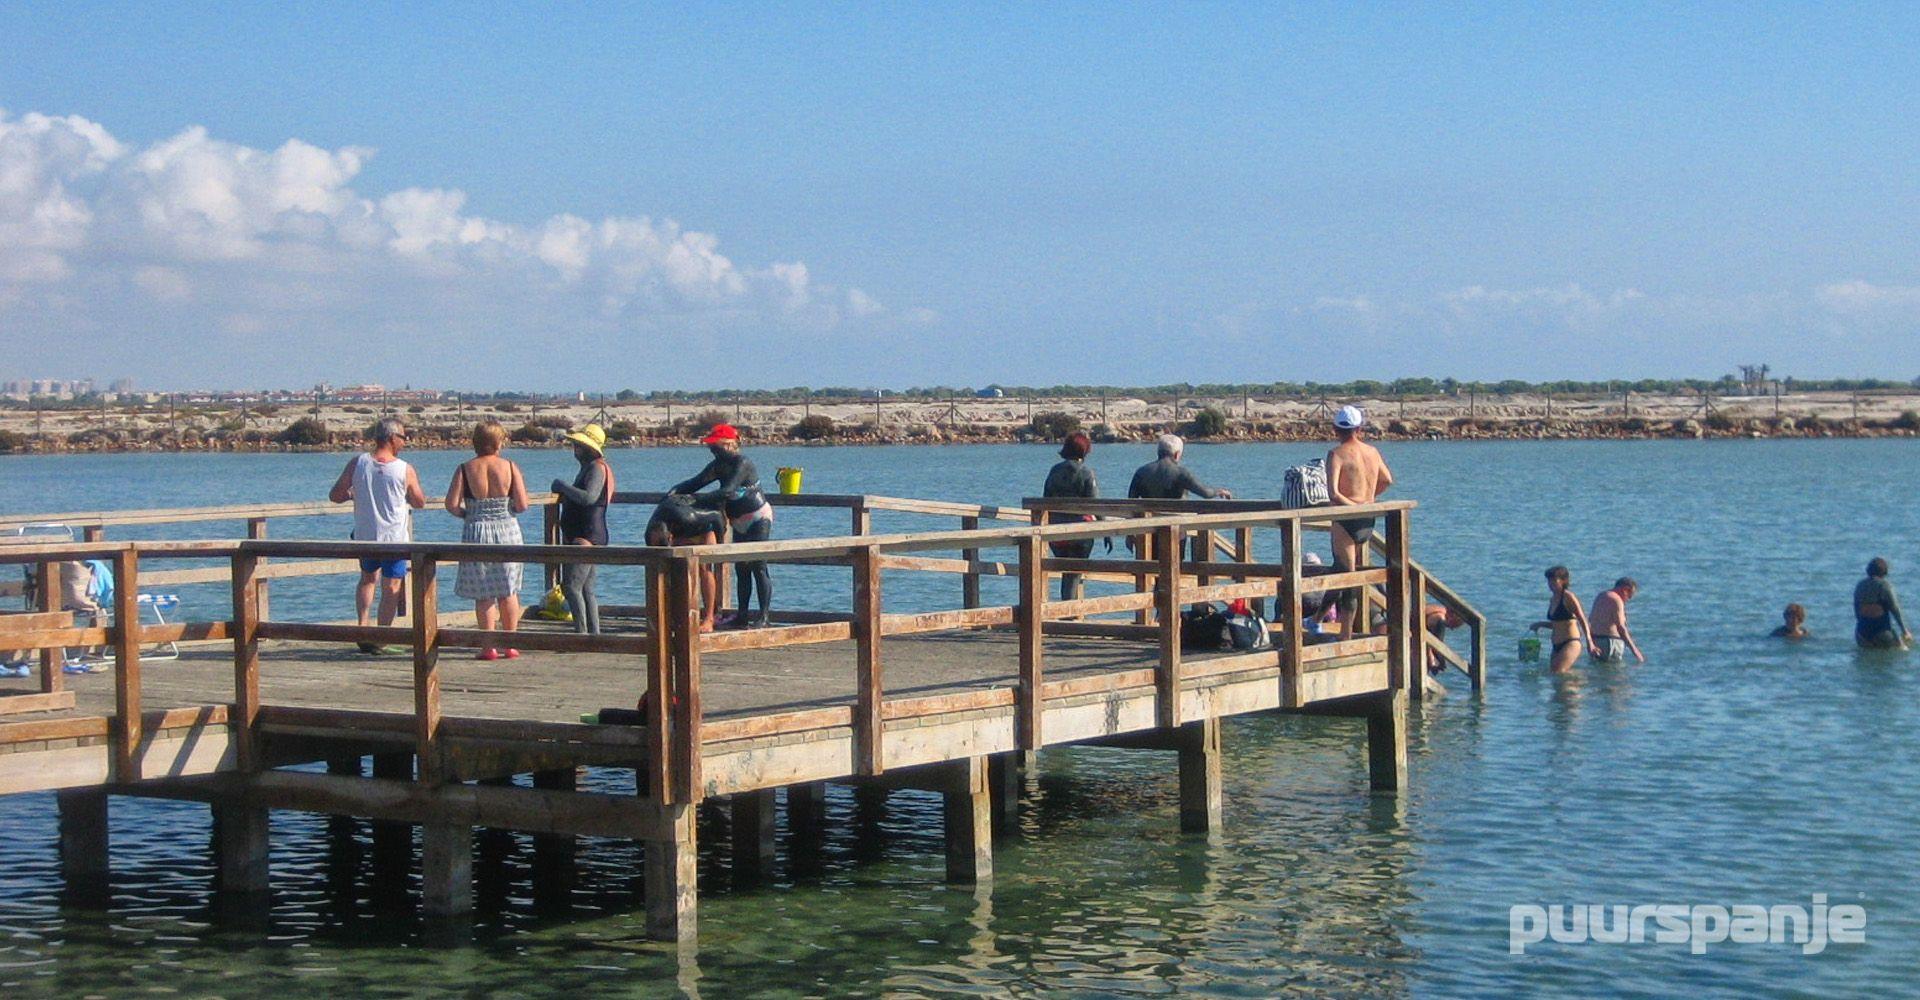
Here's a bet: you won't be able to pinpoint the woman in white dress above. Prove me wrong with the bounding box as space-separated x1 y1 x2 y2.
445 421 529 660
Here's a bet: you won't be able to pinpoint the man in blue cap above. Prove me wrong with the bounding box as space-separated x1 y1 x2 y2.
1326 405 1393 639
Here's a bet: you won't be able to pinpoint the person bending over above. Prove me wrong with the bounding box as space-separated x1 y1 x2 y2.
646 495 724 632
673 423 774 629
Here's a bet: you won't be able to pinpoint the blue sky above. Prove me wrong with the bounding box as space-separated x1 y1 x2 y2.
2 3 1917 390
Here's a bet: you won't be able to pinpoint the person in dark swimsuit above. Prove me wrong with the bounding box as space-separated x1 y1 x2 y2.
645 495 724 631
673 424 774 628
1043 431 1100 600
1854 557 1911 650
551 424 614 635
1529 565 1592 673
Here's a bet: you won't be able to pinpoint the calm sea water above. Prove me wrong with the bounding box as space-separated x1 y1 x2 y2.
0 440 1914 997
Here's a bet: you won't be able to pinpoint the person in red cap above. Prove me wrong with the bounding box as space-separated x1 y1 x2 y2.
671 423 775 628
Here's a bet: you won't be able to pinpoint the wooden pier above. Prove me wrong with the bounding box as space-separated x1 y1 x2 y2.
0 491 1482 942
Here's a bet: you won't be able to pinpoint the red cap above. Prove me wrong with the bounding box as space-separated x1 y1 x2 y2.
701 424 740 444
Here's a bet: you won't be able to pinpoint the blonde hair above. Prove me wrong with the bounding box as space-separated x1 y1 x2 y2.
471 421 506 456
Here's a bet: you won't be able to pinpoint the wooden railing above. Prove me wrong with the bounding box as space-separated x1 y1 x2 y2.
1022 496 1486 693
0 495 1482 814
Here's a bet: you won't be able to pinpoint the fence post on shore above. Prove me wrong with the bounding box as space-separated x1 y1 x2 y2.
1016 535 1044 751
1155 524 1183 729
1280 518 1304 708
111 548 142 782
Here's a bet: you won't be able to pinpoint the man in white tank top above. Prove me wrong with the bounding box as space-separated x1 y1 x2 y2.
329 419 427 647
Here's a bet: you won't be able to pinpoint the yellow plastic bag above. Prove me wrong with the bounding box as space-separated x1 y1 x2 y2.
534 584 573 622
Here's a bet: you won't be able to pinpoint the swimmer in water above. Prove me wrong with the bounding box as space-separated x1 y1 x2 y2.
1854 558 1911 650
1529 565 1593 673
1587 577 1645 663
1770 603 1809 640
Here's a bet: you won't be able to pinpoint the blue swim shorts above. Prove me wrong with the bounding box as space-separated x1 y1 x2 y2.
359 557 409 579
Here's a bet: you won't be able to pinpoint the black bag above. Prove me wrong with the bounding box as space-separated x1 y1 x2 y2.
1225 611 1270 650
1180 603 1232 652
1282 459 1331 509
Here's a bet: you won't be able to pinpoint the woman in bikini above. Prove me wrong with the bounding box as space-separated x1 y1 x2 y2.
1530 565 1593 673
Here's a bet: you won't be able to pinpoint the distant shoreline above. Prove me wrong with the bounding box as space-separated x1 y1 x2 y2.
3 391 1915 454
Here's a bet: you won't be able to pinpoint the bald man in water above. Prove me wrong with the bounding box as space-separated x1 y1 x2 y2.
1326 406 1393 639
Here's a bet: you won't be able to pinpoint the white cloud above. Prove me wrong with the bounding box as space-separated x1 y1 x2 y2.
1812 280 1920 314
0 108 900 385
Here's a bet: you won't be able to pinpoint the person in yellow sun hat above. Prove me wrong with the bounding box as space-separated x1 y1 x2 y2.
550 423 614 634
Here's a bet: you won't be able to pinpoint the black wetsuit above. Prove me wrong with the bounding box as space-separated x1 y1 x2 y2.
1127 457 1224 500
1043 458 1099 600
552 457 611 633
674 450 773 626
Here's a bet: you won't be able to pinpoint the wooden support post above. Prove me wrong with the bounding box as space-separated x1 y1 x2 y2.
1469 616 1487 693
1015 534 1044 750
850 501 871 537
532 768 578 897
411 554 443 782
212 797 270 893
1177 717 1223 835
1155 524 1182 729
987 751 1021 836
1235 526 1261 618
1384 511 1411 692
644 563 674 803
960 515 981 610
730 789 776 878
1193 528 1213 586
57 788 109 887
1133 520 1152 626
246 517 270 620
1367 690 1409 792
645 804 698 941
421 822 473 916
1409 568 1429 702
670 558 704 803
942 756 992 883
1279 519 1305 708
35 560 61 696
368 751 411 874
230 553 262 770
111 548 141 782
853 544 884 775
787 782 826 844
327 756 363 776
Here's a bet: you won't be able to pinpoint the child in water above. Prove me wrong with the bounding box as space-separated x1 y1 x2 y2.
1771 603 1808 640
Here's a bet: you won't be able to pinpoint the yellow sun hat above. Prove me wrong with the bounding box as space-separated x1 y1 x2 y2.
563 423 607 455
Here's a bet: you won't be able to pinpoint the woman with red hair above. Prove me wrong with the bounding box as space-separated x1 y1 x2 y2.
1042 431 1101 601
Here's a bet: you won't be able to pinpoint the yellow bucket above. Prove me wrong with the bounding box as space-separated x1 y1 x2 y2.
776 467 804 494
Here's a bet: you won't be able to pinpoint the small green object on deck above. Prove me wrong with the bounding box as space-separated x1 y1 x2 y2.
580 712 598 725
